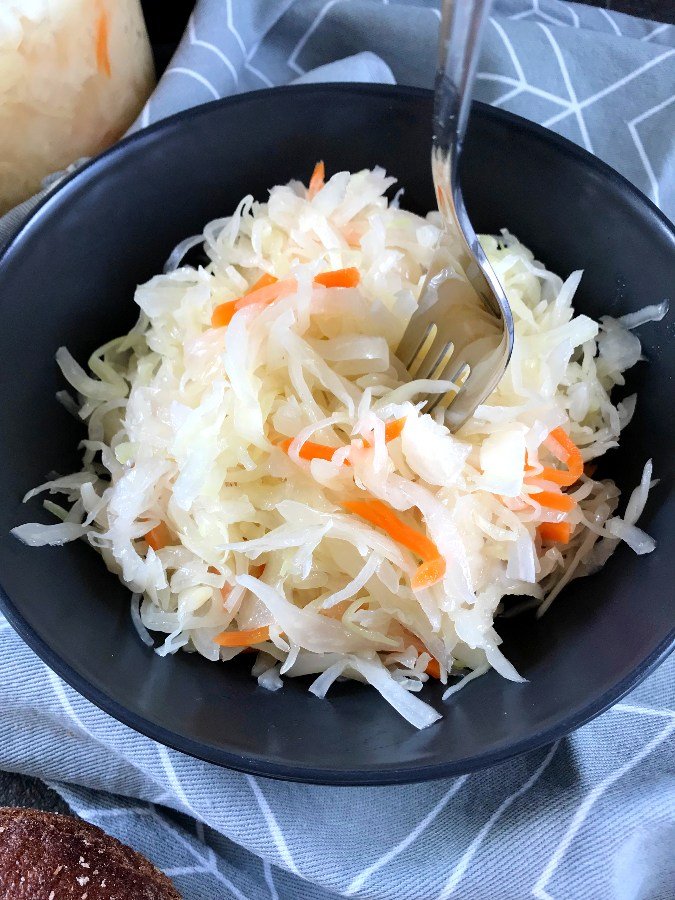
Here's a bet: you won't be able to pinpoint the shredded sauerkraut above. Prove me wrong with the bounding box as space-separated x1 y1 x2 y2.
14 166 665 729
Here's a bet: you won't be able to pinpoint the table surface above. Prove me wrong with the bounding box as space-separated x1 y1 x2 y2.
1 0 672 818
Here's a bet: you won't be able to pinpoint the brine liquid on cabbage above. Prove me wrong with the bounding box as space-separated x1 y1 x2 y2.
13 166 663 730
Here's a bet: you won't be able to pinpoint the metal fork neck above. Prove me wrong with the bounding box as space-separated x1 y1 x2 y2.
433 0 493 185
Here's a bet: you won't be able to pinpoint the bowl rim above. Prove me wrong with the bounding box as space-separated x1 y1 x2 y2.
0 83 673 785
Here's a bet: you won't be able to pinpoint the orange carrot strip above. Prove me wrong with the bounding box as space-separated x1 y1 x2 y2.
281 416 406 459
540 427 584 487
361 416 408 449
308 160 325 199
95 8 111 77
533 490 576 512
213 626 270 647
538 522 571 544
211 300 238 328
344 499 439 562
211 273 279 327
314 267 360 289
384 417 407 442
211 269 360 330
546 426 578 463
403 630 444 675
411 556 447 591
278 437 345 463
363 417 408 448
247 272 278 293
425 657 441 679
538 467 575 487
144 523 172 551
235 277 296 311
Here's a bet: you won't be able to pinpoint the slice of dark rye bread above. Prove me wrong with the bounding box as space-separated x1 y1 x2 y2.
0 807 181 899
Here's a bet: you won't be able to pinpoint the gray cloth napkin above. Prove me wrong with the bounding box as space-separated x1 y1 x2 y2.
1 3 674 899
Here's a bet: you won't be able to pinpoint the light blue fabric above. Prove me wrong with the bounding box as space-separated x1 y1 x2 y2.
1 3 674 899
132 0 675 219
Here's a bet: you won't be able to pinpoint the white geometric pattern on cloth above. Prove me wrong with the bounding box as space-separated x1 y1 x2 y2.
627 94 675 207
245 775 301 877
536 24 595 151
165 66 221 100
437 742 559 899
1 2 674 899
344 775 469 895
533 707 675 900
287 0 345 76
187 15 240 87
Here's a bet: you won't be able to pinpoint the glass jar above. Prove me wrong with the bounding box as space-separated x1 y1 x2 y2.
0 0 155 214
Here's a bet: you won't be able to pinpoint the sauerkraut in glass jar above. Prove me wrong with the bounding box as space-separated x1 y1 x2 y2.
0 0 155 214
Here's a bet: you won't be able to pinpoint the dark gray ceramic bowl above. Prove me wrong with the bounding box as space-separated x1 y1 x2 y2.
0 85 673 784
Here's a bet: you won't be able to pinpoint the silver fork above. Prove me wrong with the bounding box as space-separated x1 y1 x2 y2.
396 0 514 431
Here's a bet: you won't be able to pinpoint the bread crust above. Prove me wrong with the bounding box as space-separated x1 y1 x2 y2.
0 807 181 899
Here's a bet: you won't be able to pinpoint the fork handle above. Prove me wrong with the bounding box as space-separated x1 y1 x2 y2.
434 0 493 182
432 0 498 313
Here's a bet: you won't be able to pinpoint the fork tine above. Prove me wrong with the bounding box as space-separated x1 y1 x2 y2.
407 330 455 381
403 322 437 375
445 360 470 386
427 341 455 381
425 360 469 414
